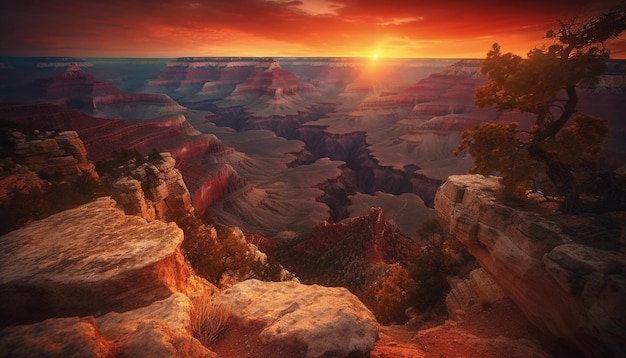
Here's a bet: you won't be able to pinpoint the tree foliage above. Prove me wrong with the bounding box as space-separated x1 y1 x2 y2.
456 9 626 211
177 214 252 285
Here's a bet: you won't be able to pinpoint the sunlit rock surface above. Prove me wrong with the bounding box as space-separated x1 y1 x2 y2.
0 316 114 357
435 174 626 358
0 197 190 326
11 129 97 181
0 293 216 358
213 279 379 358
111 152 194 221
97 293 215 358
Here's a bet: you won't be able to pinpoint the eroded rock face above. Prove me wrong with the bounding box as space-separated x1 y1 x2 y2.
0 197 191 326
11 130 97 182
213 279 379 358
0 316 114 358
0 293 216 358
97 293 215 358
111 152 194 221
435 175 626 357
446 268 507 319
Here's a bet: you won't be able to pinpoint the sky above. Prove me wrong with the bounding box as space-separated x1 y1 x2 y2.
1 0 625 59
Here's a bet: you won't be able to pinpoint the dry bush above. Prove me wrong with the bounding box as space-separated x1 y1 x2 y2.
190 293 232 347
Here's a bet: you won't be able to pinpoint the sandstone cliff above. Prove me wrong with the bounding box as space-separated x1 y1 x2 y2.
435 174 626 357
9 129 97 182
110 152 194 221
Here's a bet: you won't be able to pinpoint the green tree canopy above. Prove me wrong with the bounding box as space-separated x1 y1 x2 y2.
455 9 626 211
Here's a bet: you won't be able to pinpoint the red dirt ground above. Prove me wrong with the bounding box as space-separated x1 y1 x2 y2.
210 298 583 357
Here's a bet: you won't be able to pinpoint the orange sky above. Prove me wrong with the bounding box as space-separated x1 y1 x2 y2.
1 0 625 59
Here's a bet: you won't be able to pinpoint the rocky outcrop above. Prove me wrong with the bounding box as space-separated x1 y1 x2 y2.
0 162 46 198
96 293 215 358
0 103 185 162
0 197 191 326
0 316 115 357
445 268 507 319
212 279 379 357
435 174 626 357
10 129 97 182
269 208 418 311
0 293 216 358
111 152 194 221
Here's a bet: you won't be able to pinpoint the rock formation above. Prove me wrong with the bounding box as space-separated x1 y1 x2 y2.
111 152 194 221
0 316 115 357
445 268 507 319
212 279 379 357
10 129 97 182
435 174 626 357
0 293 216 358
0 162 46 198
0 197 191 326
96 293 215 357
268 208 419 313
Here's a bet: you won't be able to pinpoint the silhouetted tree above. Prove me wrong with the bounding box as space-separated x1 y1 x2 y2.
455 10 626 211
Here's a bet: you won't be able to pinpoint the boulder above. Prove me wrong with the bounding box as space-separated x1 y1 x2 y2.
0 316 114 357
212 279 379 357
97 293 215 358
435 175 626 357
0 293 217 358
0 197 191 326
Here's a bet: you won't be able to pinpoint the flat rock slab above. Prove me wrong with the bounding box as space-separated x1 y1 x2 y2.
0 293 215 358
0 197 190 325
213 279 379 358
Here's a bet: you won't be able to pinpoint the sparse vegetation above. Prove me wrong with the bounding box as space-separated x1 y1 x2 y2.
94 147 148 178
190 293 232 347
373 264 417 325
175 212 285 286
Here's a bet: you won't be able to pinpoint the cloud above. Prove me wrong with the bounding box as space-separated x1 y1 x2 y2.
0 0 624 58
376 17 422 26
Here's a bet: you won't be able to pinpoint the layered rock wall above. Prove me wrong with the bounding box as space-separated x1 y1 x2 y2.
435 175 626 357
111 152 194 221
12 130 97 181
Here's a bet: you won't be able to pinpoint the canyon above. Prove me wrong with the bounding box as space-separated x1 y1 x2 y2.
2 57 624 240
1 56 625 357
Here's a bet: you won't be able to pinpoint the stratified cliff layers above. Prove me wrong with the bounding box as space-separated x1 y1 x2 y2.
435 175 626 357
3 57 625 240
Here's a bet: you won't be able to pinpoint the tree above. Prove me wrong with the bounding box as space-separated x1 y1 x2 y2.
455 10 626 211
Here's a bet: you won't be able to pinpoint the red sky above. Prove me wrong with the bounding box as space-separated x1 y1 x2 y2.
1 0 625 59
